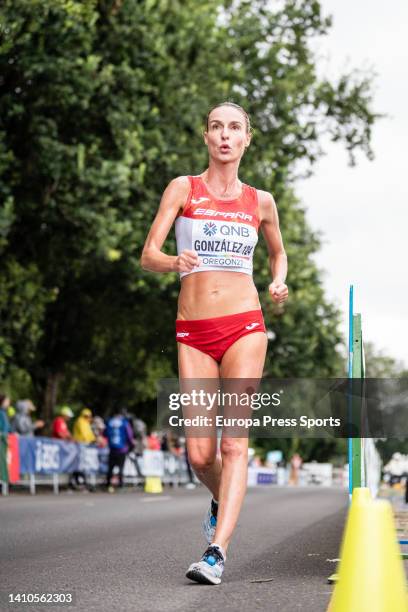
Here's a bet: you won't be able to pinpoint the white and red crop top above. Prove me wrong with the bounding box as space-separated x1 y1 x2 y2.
175 175 260 278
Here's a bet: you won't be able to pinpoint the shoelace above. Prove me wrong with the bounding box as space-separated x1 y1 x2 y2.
202 545 224 567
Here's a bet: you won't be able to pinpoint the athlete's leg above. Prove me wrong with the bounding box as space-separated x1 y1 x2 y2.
213 331 267 552
178 343 222 500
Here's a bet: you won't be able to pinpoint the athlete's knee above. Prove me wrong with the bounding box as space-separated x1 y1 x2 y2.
220 438 247 461
189 452 217 472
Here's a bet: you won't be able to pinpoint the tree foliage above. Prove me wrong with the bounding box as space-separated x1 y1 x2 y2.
0 0 380 424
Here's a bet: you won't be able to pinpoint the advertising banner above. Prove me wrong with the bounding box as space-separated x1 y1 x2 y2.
19 437 79 474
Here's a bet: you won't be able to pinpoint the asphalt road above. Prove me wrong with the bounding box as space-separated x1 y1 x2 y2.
0 486 349 612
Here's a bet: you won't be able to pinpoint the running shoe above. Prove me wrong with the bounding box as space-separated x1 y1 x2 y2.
186 544 226 585
202 498 218 544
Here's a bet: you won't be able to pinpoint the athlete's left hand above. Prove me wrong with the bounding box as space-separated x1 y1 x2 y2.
268 280 288 304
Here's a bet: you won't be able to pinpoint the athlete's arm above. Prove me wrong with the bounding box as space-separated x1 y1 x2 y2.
258 190 289 304
140 176 201 273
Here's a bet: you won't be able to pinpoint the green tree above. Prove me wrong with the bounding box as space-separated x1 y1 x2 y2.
362 343 408 465
363 341 406 378
0 0 380 424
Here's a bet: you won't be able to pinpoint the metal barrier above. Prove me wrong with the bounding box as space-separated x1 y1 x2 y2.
1 440 197 495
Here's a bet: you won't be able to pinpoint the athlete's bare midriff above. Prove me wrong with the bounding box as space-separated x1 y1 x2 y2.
176 271 261 320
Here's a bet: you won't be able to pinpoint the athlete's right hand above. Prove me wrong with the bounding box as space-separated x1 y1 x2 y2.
173 249 201 273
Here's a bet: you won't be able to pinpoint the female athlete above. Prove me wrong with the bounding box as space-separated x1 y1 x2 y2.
141 102 288 585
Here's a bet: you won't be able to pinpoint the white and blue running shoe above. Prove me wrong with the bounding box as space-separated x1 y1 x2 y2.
186 544 226 585
202 498 218 544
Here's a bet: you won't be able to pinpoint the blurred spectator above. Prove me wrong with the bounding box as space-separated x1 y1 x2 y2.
147 431 161 450
52 406 74 440
14 400 45 436
171 434 183 458
67 408 95 493
122 411 146 481
0 394 11 434
289 452 302 486
105 411 135 492
91 415 108 448
73 408 96 444
130 416 147 456
7 406 16 432
162 431 182 457
160 431 169 452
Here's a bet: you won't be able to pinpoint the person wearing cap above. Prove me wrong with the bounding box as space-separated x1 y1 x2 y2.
52 406 74 440
73 408 96 444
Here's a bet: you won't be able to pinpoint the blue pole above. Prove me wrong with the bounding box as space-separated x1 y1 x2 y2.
348 285 354 498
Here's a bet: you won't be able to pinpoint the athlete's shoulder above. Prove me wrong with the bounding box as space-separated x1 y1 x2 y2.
243 182 274 204
256 189 278 224
161 176 192 208
256 189 276 206
166 175 192 194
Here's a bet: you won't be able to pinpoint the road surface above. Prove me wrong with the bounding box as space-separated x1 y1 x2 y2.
1 486 349 612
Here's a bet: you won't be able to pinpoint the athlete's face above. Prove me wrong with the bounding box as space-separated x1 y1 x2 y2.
204 106 251 163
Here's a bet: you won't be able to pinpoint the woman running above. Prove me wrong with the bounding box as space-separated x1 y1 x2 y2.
141 102 288 585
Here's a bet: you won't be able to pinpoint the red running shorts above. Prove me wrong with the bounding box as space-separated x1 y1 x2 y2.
176 309 266 363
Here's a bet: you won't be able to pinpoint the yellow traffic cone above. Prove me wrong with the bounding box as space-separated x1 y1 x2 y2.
329 499 408 612
328 488 372 585
351 486 371 504
144 476 163 494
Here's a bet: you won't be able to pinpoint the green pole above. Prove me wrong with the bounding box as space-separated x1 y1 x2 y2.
351 314 363 490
